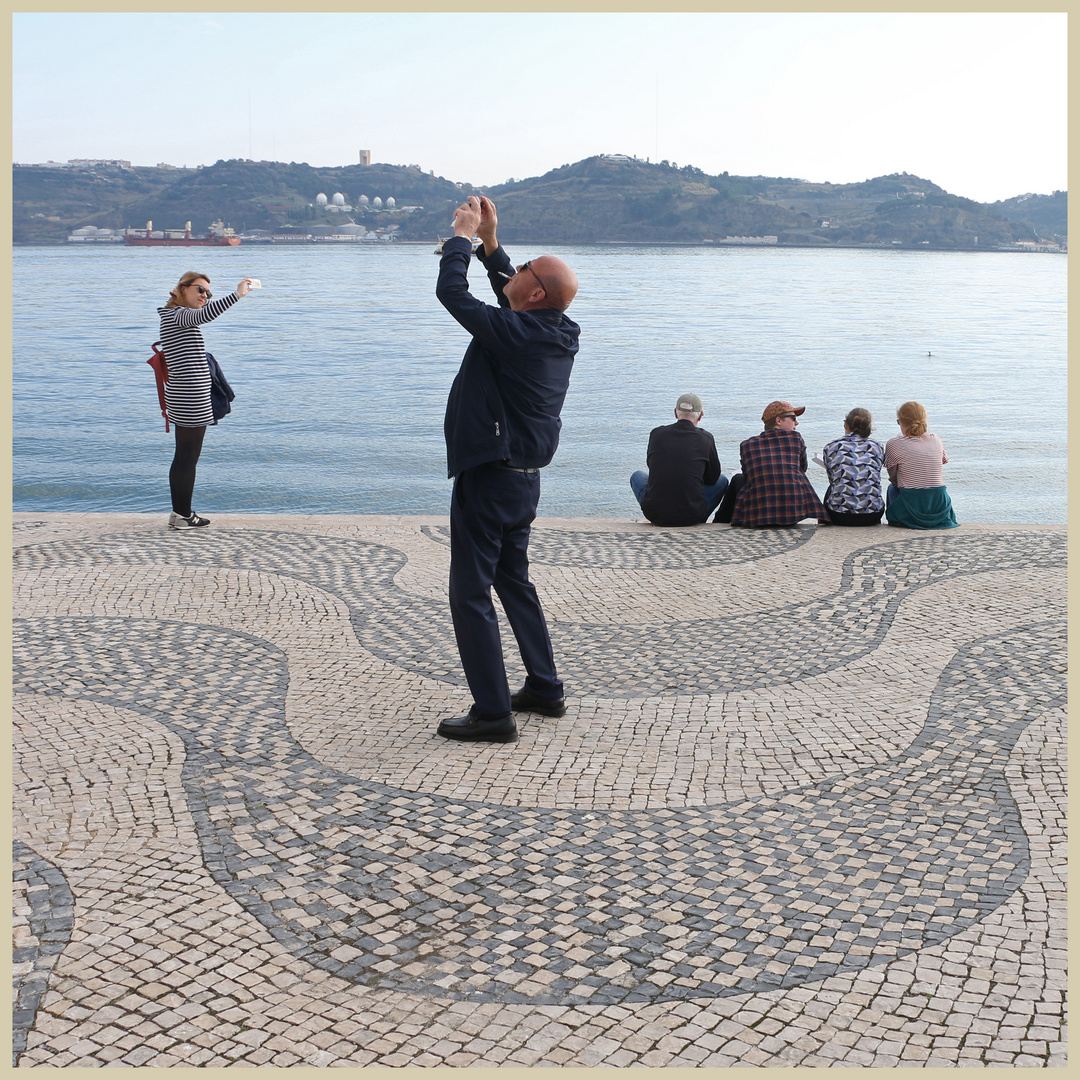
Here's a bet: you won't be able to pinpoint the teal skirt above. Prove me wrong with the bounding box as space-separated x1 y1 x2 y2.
886 485 959 530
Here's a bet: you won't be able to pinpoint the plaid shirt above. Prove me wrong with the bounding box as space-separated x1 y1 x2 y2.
731 427 828 527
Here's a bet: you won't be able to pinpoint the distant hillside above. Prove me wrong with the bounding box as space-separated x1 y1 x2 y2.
476 159 1062 249
13 154 1065 250
13 158 475 244
989 191 1067 237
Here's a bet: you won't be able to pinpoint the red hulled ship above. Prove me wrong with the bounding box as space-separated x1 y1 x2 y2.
124 220 241 246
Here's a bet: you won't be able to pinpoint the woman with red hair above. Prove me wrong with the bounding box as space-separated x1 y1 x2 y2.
883 401 958 529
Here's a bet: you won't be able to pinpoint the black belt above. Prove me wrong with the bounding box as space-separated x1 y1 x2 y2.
498 465 540 474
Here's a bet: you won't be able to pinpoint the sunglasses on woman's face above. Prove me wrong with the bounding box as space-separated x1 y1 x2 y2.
189 284 212 298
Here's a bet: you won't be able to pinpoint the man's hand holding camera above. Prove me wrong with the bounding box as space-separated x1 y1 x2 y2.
452 195 482 239
476 196 498 254
453 195 499 255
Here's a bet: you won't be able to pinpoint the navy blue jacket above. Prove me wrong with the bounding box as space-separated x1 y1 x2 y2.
437 236 579 478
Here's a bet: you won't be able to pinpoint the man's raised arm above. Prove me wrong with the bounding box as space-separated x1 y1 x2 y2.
475 196 499 256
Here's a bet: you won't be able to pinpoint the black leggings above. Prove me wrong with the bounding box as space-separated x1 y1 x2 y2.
169 425 207 516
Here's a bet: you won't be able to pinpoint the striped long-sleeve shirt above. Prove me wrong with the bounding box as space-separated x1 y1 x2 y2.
158 292 239 427
884 433 949 489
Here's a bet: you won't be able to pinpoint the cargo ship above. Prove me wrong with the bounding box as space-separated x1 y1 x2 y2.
123 220 240 246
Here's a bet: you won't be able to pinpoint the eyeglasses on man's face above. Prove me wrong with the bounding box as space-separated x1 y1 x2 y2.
518 261 547 294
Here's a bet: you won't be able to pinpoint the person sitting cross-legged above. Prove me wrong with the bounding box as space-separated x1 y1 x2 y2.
630 393 728 526
714 400 829 527
883 400 959 530
820 406 885 526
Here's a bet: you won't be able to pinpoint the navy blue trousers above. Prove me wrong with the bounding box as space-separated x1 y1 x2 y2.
449 463 562 718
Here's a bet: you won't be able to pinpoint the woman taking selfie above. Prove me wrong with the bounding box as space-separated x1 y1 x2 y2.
159 270 252 529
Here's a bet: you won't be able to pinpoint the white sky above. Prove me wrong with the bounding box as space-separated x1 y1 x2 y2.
12 11 1067 203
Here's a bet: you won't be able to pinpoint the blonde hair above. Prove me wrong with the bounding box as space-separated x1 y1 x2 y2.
845 407 873 438
896 401 928 437
166 270 210 308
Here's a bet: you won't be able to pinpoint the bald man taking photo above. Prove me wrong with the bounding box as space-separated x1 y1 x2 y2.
435 195 580 744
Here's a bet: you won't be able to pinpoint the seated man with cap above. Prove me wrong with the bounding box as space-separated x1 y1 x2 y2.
630 393 728 526
713 400 828 527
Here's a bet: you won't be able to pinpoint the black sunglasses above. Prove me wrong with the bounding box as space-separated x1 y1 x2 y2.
189 284 213 298
520 260 548 294
497 262 548 294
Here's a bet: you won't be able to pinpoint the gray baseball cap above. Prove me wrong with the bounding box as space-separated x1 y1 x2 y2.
676 393 704 413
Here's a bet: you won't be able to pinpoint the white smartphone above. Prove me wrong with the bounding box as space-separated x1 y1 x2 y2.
248 278 262 289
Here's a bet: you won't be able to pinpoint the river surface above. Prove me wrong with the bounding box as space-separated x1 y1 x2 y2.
12 243 1066 522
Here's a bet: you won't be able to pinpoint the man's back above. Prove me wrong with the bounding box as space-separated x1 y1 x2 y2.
640 419 721 526
732 427 826 527
438 235 579 477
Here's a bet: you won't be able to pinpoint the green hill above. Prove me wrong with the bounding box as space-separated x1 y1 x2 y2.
13 154 1065 250
990 191 1067 239
13 158 474 244
474 159 1060 249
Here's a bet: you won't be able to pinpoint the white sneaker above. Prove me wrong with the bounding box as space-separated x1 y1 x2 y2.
168 511 211 529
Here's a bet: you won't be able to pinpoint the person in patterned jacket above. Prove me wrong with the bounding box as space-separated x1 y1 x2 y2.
714 400 828 527
820 407 885 526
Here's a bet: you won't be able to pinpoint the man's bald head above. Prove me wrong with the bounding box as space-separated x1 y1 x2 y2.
502 255 576 314
529 255 577 312
502 254 579 313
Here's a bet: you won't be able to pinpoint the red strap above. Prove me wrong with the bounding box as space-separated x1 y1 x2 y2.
147 341 169 432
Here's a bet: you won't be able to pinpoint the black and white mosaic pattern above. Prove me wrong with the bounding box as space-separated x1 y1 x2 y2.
12 526 1065 1009
11 529 1065 698
421 523 815 568
12 841 75 1066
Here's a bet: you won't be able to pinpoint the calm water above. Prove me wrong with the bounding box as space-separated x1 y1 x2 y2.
13 243 1066 522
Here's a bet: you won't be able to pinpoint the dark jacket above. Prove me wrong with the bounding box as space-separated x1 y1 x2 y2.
437 236 580 478
640 419 721 526
205 352 234 422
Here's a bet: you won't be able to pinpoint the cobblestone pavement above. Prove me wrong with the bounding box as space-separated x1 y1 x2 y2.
12 514 1066 1067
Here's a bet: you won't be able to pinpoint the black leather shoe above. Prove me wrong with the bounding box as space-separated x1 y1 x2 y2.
510 688 567 718
437 712 518 743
